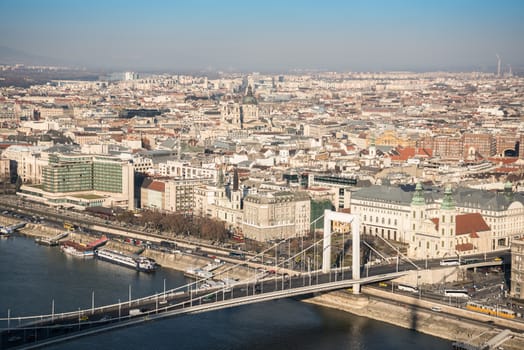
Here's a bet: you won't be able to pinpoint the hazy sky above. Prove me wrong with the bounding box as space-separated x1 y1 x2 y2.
1 0 523 72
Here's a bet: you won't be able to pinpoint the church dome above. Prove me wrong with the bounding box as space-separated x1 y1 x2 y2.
242 85 258 105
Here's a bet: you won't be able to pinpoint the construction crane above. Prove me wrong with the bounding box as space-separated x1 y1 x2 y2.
496 54 501 77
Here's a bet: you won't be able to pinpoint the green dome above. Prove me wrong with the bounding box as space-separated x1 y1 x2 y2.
242 85 258 105
411 182 425 206
441 185 455 210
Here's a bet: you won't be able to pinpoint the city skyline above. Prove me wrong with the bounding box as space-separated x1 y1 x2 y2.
1 0 524 72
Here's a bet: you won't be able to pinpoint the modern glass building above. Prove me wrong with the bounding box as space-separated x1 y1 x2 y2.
43 154 125 194
23 153 135 210
42 154 94 193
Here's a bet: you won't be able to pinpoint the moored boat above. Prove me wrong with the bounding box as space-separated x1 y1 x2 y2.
61 245 94 258
95 248 157 272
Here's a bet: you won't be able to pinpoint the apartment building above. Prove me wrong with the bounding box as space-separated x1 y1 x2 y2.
510 238 524 300
158 160 217 181
242 191 310 241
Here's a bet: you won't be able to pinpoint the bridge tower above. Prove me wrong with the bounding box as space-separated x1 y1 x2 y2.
322 210 360 294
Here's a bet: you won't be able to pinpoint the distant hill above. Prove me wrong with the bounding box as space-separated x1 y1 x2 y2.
0 45 67 66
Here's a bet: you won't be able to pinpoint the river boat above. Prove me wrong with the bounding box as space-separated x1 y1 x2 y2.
61 245 94 258
95 248 157 272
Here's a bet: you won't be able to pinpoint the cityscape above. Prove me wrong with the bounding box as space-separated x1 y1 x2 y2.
1 1 524 350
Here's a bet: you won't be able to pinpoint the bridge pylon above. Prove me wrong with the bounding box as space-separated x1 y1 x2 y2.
322 210 360 294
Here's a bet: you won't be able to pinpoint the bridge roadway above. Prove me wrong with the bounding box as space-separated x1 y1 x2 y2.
0 267 409 349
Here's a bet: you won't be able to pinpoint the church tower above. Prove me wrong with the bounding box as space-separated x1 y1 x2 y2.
408 182 425 245
368 135 377 158
440 185 457 257
230 167 242 210
240 85 259 128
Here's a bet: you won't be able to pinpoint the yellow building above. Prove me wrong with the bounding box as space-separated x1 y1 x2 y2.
374 130 414 148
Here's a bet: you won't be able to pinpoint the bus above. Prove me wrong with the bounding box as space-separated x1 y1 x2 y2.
229 251 245 260
462 258 481 265
440 258 460 266
444 289 469 298
398 284 418 293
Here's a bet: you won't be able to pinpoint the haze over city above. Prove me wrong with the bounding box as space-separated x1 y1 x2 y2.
3 1 524 349
1 0 523 72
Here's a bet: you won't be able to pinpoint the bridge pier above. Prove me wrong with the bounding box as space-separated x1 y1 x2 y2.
322 210 360 294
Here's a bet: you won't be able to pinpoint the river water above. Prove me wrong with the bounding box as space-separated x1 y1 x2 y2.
0 234 451 349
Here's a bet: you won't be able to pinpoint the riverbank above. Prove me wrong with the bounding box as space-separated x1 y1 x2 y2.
18 222 252 280
304 287 524 349
17 221 524 348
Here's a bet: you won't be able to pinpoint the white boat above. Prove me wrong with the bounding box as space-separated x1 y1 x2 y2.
135 256 157 272
95 248 157 272
61 245 94 258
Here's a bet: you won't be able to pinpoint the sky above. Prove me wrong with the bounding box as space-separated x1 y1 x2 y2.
1 0 523 72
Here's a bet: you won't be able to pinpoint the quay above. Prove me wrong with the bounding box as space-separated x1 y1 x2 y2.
35 231 69 246
305 287 524 350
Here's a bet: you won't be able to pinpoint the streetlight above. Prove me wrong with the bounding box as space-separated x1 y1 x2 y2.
163 278 166 302
341 229 345 280
91 291 95 315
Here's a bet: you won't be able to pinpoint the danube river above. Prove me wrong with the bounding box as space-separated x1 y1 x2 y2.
0 234 451 350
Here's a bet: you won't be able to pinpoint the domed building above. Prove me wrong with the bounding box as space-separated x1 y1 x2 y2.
220 85 259 130
240 85 259 126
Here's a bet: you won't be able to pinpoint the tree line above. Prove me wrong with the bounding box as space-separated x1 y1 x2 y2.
115 210 230 242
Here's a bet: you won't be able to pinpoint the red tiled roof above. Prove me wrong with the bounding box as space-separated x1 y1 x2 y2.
487 157 518 164
390 147 433 161
456 243 474 252
456 213 490 236
147 181 165 192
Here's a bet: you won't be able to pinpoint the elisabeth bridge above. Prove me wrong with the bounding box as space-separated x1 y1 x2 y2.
0 210 487 349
